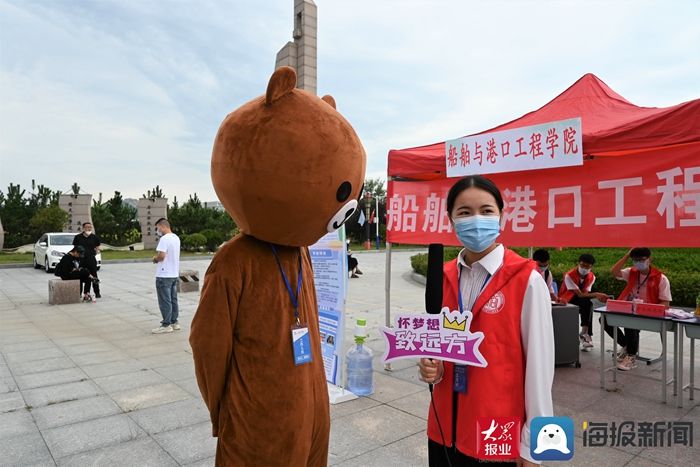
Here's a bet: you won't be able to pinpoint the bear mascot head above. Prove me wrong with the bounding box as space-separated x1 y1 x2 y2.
211 66 366 246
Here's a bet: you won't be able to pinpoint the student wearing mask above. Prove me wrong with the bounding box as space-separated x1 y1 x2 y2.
608 247 672 371
73 222 102 298
533 249 557 301
558 254 609 352
418 175 554 466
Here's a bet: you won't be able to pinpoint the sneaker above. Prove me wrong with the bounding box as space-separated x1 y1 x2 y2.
171 322 181 331
617 354 637 371
95 293 101 299
152 325 173 334
582 334 594 350
82 294 92 302
351 274 359 278
613 347 628 362
355 269 363 275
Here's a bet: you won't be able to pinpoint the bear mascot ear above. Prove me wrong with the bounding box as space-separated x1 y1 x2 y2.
266 66 297 106
321 95 336 109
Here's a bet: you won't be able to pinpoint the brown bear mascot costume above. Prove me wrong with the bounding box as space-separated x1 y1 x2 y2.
189 66 366 466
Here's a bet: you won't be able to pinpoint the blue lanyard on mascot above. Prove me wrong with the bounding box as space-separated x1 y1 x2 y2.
270 244 303 325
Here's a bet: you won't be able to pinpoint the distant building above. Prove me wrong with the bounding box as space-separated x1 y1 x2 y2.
204 201 225 211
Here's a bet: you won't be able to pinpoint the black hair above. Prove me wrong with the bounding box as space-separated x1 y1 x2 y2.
82 222 92 227
446 175 504 215
155 218 170 228
533 249 550 262
579 253 595 265
630 247 651 259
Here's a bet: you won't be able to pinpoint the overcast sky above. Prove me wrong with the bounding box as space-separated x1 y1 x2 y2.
1 0 698 203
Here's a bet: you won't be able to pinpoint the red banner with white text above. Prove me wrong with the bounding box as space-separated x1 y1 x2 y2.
387 144 700 247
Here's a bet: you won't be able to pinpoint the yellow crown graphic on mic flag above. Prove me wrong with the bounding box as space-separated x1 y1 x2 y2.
442 312 467 332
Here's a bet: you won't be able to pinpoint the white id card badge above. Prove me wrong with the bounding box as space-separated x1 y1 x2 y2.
291 326 313 366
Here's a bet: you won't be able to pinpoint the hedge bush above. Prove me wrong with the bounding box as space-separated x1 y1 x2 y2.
411 247 700 308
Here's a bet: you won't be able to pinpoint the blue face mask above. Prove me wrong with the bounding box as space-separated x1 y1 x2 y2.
453 215 501 253
633 260 649 272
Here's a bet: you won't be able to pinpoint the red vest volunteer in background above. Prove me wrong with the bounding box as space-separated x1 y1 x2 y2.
418 176 554 467
558 267 595 304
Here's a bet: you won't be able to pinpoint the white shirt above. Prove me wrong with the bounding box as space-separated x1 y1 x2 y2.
155 233 181 278
616 268 672 302
564 271 595 293
457 245 554 464
537 268 556 296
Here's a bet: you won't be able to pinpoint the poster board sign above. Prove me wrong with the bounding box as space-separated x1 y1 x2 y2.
380 307 487 366
446 118 583 177
309 229 347 385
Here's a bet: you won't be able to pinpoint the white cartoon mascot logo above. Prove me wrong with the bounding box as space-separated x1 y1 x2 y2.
533 423 570 454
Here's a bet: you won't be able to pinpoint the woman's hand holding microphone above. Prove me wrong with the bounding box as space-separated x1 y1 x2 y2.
418 358 444 385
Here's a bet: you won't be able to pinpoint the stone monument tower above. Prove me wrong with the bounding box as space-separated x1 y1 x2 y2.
138 187 168 250
275 0 317 95
58 188 93 233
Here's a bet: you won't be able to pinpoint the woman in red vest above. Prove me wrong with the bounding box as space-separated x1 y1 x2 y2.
607 247 672 371
418 176 554 466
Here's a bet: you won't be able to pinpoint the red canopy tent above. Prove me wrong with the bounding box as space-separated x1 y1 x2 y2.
385 74 700 248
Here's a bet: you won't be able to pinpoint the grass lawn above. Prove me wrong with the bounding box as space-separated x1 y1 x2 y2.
0 250 208 265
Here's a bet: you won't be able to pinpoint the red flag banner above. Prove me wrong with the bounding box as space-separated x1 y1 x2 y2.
387 144 700 247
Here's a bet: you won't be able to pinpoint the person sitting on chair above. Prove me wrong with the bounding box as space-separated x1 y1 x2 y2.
55 245 95 302
608 247 672 371
347 240 362 278
533 248 557 301
558 253 609 352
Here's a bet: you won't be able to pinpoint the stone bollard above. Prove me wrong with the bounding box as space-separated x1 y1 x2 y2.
177 270 200 293
49 279 81 305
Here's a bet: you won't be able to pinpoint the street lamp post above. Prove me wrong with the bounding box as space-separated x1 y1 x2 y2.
363 191 373 250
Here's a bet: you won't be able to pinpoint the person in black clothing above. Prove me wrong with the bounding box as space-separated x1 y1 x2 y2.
346 240 362 278
55 246 95 301
73 222 101 298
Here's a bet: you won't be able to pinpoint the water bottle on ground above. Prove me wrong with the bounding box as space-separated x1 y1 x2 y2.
346 318 374 396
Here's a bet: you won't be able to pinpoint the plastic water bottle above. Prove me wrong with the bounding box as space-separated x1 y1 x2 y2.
346 318 374 396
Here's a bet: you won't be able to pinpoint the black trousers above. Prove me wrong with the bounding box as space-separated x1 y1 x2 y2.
61 270 92 294
81 255 100 295
569 295 593 336
601 318 640 354
428 440 517 466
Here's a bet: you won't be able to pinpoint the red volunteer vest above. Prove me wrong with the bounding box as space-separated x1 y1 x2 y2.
427 248 535 460
617 267 663 304
558 268 595 303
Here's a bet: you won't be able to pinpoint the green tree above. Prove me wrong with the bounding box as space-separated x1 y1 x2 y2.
345 178 387 244
0 184 32 247
91 191 141 246
29 206 69 239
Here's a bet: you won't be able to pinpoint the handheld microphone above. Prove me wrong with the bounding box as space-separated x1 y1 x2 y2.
425 243 444 315
425 244 443 392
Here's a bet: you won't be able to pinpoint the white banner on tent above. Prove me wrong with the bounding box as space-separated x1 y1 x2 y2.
445 117 583 177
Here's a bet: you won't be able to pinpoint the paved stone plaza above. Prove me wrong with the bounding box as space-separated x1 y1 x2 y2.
0 251 698 466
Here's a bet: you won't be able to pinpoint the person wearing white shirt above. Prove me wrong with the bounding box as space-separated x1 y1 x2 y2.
608 247 672 371
533 249 557 301
151 218 182 334
418 175 554 466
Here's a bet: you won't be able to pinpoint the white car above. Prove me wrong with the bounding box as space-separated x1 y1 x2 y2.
33 232 102 274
